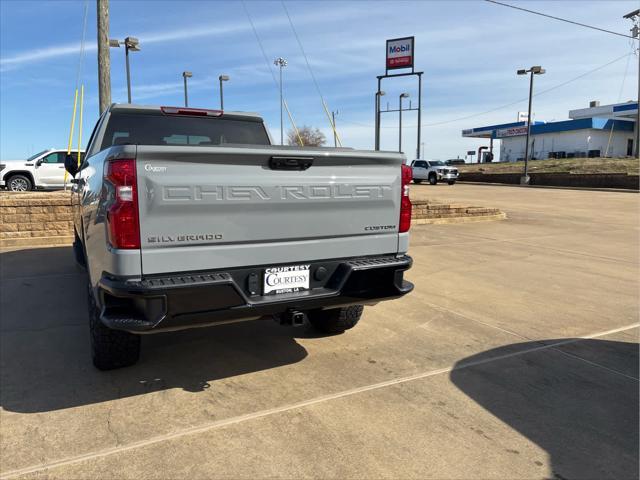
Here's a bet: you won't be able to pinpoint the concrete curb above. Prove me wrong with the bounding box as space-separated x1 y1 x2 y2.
457 181 639 194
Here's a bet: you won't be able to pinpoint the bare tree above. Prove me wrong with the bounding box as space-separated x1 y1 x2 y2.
287 126 326 147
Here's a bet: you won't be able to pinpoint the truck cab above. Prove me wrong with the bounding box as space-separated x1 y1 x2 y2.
1 149 84 191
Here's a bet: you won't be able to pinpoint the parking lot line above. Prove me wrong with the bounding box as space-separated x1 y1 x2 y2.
436 230 636 266
421 300 639 381
2 322 637 479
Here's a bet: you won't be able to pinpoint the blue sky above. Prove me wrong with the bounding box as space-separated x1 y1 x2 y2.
0 0 636 160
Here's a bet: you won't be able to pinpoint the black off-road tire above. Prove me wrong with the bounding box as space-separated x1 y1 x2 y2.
413 179 423 184
428 174 438 185
88 286 140 370
447 180 456 185
7 174 33 192
308 305 364 334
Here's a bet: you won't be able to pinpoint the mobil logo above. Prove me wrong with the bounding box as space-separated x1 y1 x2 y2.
389 43 411 54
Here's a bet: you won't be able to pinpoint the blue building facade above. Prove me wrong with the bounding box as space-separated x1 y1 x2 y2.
462 102 637 161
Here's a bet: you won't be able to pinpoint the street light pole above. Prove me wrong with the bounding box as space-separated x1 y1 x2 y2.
398 93 409 153
523 70 534 179
332 110 338 147
274 57 287 145
109 36 140 104
125 45 131 103
182 71 192 107
219 75 229 110
517 66 545 184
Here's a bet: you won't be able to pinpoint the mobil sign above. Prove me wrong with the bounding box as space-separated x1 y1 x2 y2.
386 36 414 70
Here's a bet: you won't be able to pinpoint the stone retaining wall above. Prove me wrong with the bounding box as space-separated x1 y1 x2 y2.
1 191 73 247
411 200 505 224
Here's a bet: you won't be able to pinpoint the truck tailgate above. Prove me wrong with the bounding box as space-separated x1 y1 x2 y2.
136 146 404 275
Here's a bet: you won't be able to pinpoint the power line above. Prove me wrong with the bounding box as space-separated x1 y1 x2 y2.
74 1 89 90
280 0 342 145
339 52 632 130
280 1 325 106
605 44 634 156
240 0 279 92
485 0 635 40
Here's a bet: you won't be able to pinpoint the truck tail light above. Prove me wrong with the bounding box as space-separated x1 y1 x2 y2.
399 164 412 233
105 159 140 249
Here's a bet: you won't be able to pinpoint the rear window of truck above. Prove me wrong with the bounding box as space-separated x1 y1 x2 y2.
101 113 270 150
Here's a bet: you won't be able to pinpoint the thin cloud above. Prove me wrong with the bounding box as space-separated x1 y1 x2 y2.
1 42 97 67
0 4 368 70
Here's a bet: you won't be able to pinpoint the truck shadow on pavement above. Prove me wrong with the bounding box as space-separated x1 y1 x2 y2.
0 247 309 414
450 338 639 480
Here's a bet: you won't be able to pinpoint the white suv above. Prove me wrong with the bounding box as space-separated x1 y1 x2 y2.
411 160 458 185
0 149 84 191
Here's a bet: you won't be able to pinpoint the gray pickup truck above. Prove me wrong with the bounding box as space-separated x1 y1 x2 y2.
65 104 413 370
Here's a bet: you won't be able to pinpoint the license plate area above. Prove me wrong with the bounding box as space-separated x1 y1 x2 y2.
263 264 310 295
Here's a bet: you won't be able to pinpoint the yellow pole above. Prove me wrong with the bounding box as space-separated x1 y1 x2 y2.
64 89 79 187
77 85 84 166
67 89 78 154
284 99 304 146
322 99 342 147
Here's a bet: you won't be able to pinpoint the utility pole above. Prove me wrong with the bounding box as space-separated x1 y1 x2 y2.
624 9 640 158
97 0 111 114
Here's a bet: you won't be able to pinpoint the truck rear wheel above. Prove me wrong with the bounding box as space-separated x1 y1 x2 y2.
88 285 140 370
308 305 364 334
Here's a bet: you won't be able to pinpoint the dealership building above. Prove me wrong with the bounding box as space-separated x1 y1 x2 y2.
462 101 637 162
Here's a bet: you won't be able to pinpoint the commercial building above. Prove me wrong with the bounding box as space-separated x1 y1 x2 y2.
462 101 637 162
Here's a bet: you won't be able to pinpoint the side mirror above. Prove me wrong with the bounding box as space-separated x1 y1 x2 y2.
35 159 43 166
64 154 78 177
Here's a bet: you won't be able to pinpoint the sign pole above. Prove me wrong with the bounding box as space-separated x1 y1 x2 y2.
416 72 422 160
375 77 382 150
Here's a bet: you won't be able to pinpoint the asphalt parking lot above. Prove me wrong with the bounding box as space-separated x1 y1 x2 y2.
1 184 638 479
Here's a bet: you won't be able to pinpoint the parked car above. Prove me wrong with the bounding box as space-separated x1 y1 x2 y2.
66 103 414 370
445 159 466 166
411 160 459 185
1 149 84 191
